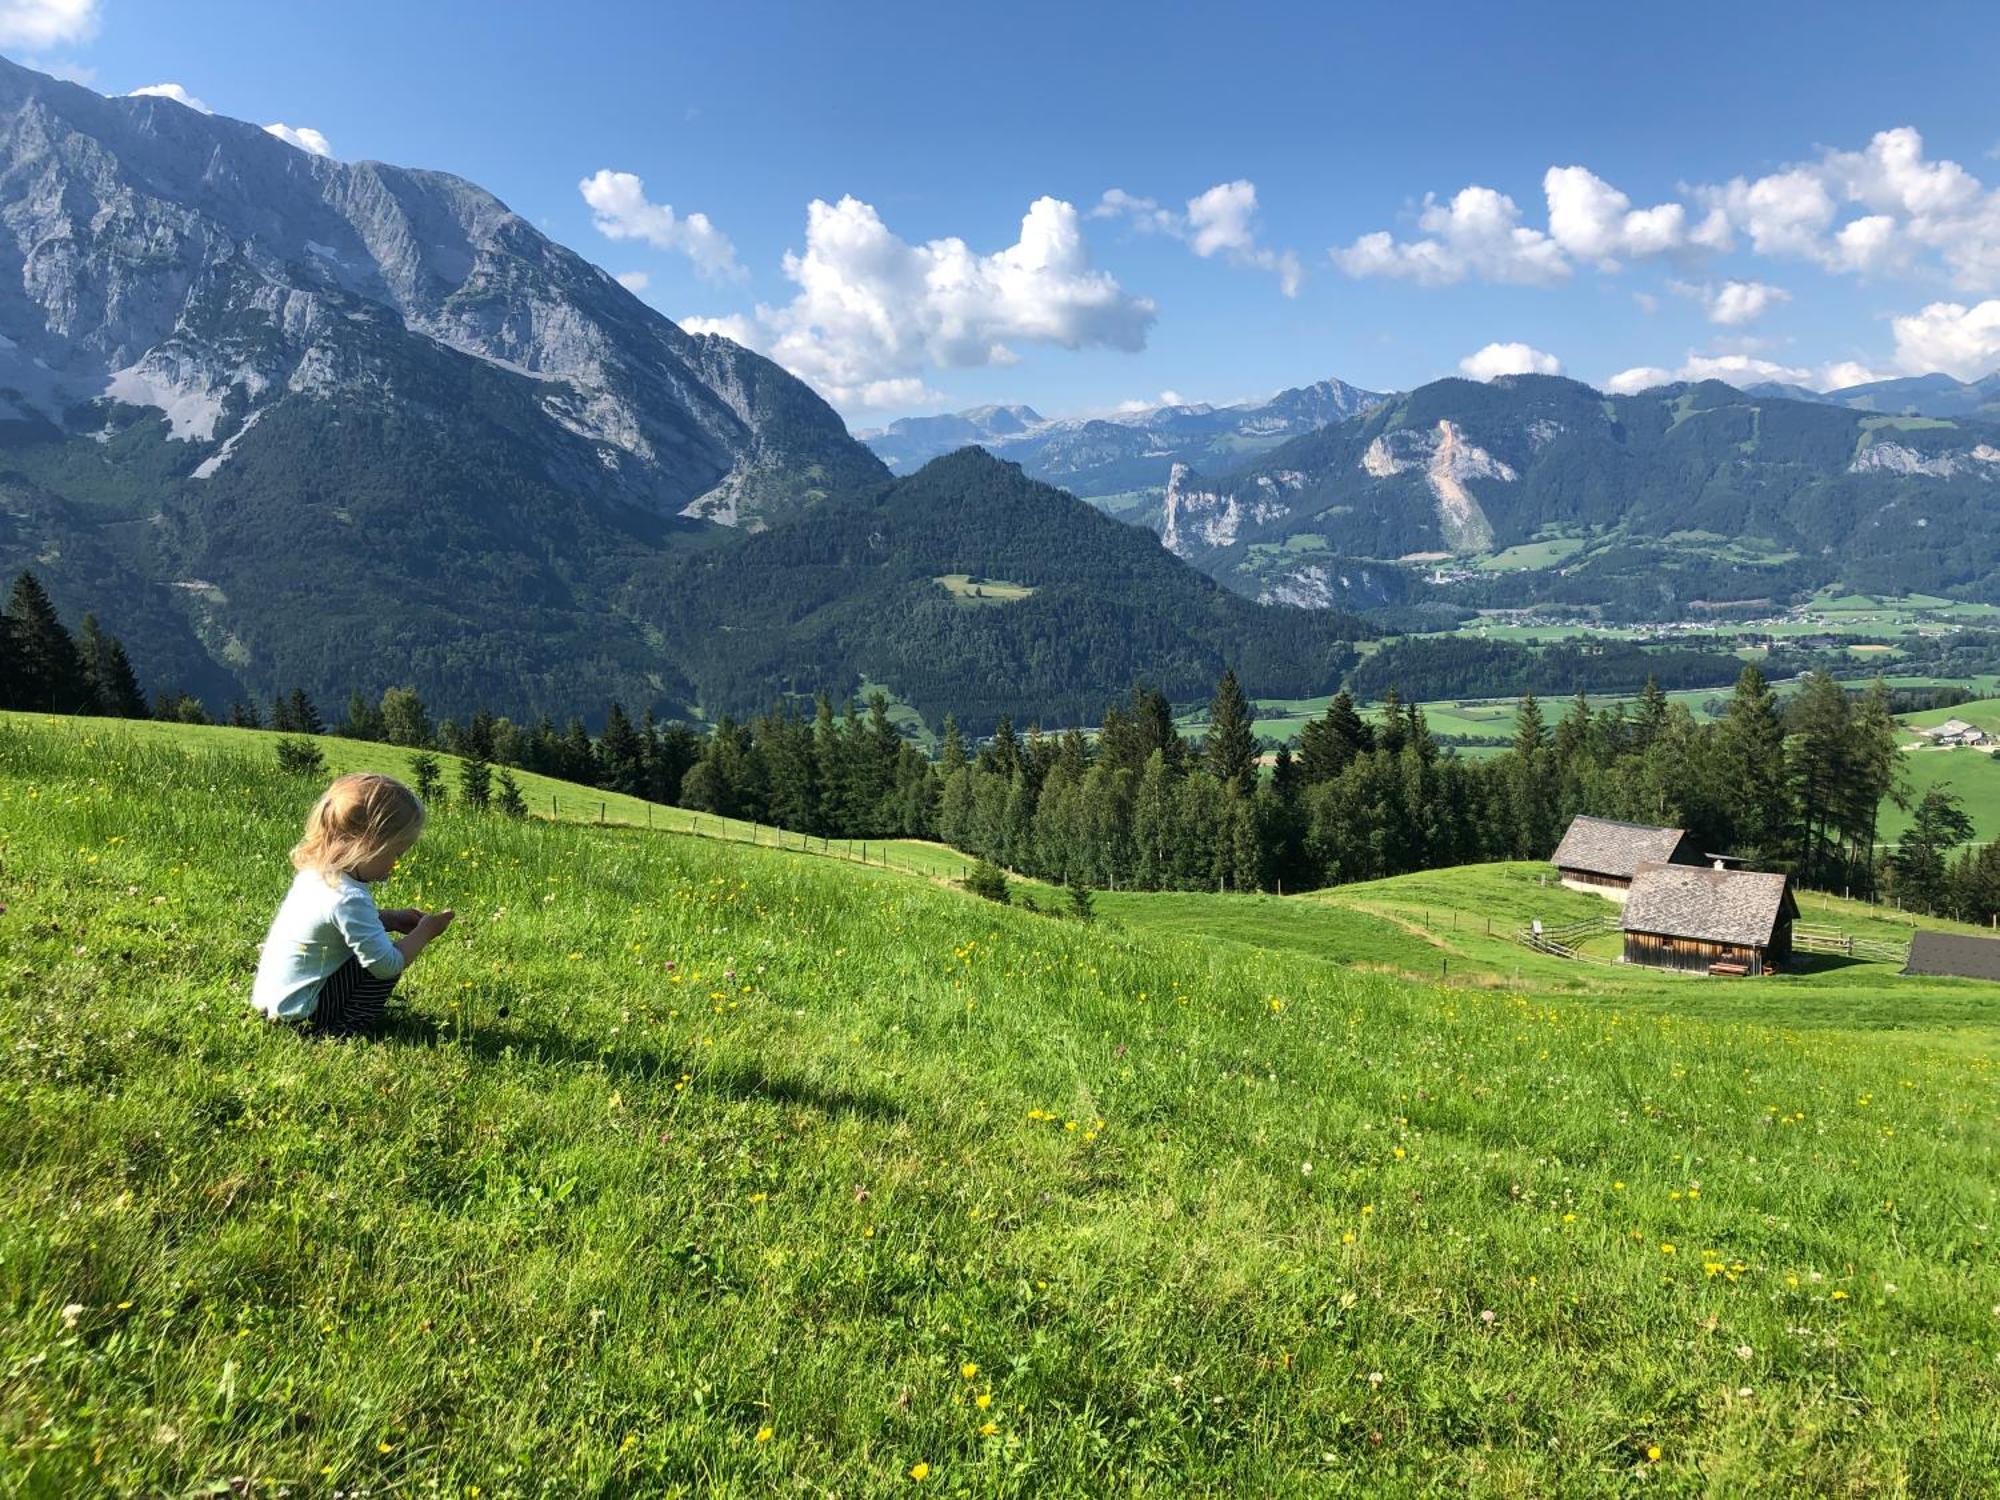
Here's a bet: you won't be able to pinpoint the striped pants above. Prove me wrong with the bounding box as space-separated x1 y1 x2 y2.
306 956 400 1037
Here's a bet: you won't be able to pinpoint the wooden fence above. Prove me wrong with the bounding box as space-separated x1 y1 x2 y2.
1791 925 1909 965
1514 914 1622 965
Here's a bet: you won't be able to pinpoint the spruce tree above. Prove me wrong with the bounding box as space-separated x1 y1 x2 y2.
1715 664 1791 863
939 713 968 774
494 766 529 818
459 752 492 811
409 751 446 808
4 571 87 712
1204 668 1257 789
227 699 263 730
599 702 645 795
76 615 146 717
1633 674 1670 751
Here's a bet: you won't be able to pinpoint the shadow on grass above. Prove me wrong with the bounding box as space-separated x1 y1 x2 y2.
1781 953 1874 976
380 1010 906 1122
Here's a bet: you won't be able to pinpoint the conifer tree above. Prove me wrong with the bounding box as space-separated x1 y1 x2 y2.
599 702 646 796
4 571 87 712
227 699 263 730
286 687 324 736
76 614 146 717
1633 674 1670 751
1715 664 1791 863
459 752 492 810
494 766 529 818
342 689 383 740
409 751 446 808
1204 668 1258 789
1890 785 1973 915
939 713 967 775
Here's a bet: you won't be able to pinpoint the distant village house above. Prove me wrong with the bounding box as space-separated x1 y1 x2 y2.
1620 862 1797 977
1550 814 1702 898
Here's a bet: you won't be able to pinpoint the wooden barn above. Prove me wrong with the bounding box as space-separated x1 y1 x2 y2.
1904 930 2000 981
1550 815 1702 897
1620 862 1797 976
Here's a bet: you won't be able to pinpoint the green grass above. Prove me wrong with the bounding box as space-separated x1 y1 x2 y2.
1472 538 1587 573
0 711 984 888
934 574 1036 606
7 720 2000 1493
1106 861 2000 1032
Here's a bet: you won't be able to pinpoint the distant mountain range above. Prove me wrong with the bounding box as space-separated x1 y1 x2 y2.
1154 375 2000 611
6 59 2000 726
858 378 1385 506
1744 371 2000 423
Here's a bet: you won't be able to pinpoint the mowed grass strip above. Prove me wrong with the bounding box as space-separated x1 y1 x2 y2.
3 721 2000 1494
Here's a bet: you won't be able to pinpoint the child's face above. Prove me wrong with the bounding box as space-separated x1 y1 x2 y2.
352 834 417 883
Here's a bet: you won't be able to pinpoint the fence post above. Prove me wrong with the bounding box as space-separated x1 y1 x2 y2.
599 802 605 824
552 794 558 818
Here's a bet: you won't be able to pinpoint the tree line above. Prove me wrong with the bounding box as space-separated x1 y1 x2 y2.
9 568 1993 921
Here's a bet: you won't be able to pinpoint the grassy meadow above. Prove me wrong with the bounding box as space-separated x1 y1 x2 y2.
5 717 2000 1494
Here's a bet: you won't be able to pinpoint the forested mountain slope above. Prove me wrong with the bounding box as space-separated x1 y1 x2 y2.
643 448 1371 729
1160 376 2000 609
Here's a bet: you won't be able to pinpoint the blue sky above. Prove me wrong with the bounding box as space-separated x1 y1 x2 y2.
10 0 2000 421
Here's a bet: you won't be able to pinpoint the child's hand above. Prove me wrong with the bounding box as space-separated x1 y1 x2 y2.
415 910 456 940
380 907 422 933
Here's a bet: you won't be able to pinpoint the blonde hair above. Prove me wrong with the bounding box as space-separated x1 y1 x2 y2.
291 773 426 883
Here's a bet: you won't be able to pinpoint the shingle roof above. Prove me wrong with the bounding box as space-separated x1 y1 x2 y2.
1621 862 1796 948
1922 719 1974 737
1551 815 1693 880
1904 930 2000 981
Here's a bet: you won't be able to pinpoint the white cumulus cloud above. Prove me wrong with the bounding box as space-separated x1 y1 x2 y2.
1459 342 1562 380
1334 126 2000 299
689 194 1156 411
1543 165 1692 267
0 0 98 48
263 122 333 158
1890 300 2000 380
1603 351 1887 395
1669 278 1792 326
127 82 211 114
1094 179 1301 295
579 169 743 283
615 270 651 293
1333 185 1569 286
1821 360 1887 390
1603 366 1677 396
1692 128 2000 291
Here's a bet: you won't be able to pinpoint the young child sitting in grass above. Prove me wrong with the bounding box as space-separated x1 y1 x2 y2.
252 772 454 1036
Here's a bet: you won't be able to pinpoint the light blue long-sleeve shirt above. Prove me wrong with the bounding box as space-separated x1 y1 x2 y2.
251 869 404 1019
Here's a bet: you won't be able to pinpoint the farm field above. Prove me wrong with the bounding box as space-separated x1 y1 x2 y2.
6 718 2000 1493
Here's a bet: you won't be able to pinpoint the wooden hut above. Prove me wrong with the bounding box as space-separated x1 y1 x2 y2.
1620 862 1797 976
1550 815 1701 897
1904 930 2000 981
